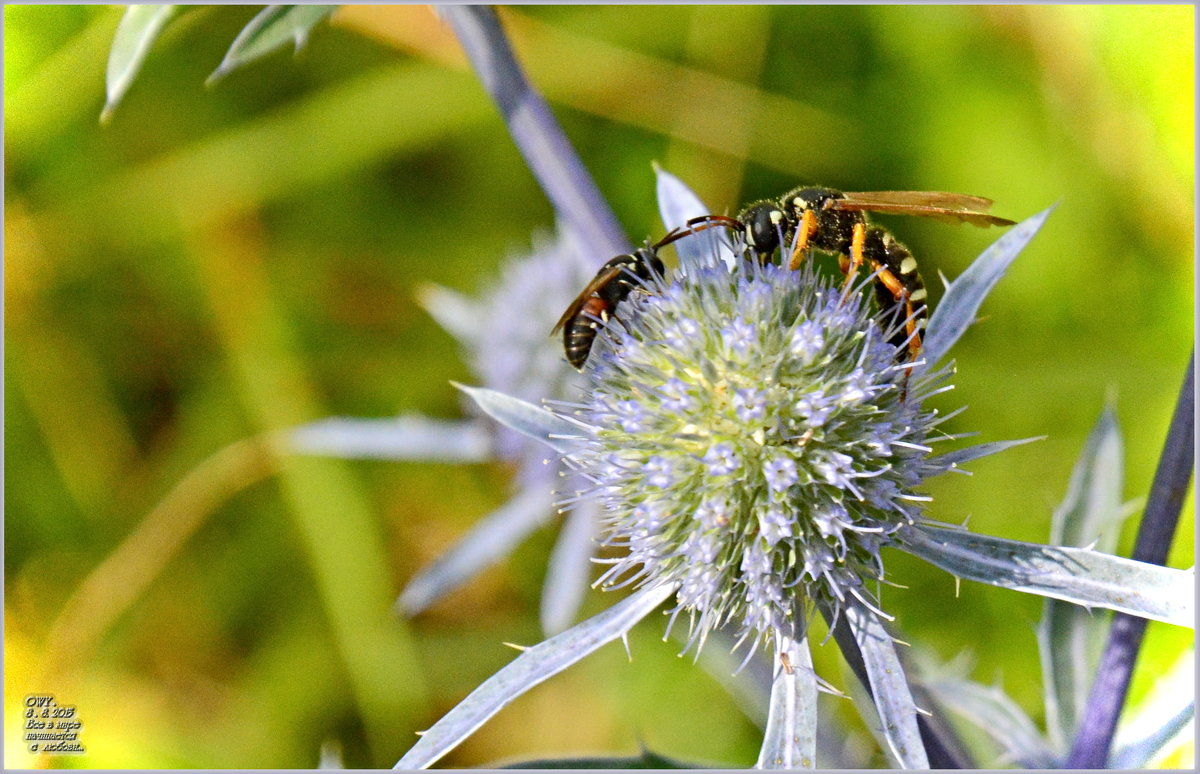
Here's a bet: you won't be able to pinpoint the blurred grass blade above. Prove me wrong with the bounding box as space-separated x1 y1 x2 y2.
845 602 929 769
394 583 677 769
755 636 817 769
921 205 1054 371
40 436 277 677
1039 407 1125 750
900 525 1194 627
188 223 427 758
924 676 1058 768
454 383 586 454
540 496 599 635
208 5 337 85
287 415 493 462
398 485 554 616
102 4 185 123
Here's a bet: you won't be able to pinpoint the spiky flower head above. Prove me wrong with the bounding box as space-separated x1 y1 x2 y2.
399 203 1192 772
561 249 948 651
423 223 593 483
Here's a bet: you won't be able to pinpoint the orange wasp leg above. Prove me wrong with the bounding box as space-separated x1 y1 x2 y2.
869 263 924 355
868 265 925 400
787 209 819 270
838 222 868 298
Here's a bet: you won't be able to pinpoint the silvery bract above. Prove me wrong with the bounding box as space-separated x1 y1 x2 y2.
289 223 602 635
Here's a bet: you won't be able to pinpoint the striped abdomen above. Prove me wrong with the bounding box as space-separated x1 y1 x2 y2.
563 296 611 370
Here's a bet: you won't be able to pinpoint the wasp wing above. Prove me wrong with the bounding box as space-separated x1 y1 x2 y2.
833 191 1015 227
550 265 626 335
842 191 998 208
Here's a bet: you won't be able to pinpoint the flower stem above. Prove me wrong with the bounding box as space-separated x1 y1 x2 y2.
442 6 629 258
820 603 973 768
1065 351 1194 768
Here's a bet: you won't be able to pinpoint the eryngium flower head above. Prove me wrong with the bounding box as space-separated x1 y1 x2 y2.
424 223 592 480
562 252 945 650
401 204 1193 772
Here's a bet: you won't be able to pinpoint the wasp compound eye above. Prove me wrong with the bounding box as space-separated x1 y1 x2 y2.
742 203 784 254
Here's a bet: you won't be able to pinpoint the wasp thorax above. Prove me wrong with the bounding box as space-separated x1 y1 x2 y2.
785 186 840 214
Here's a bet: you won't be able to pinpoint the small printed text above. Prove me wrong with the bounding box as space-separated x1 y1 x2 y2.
22 695 86 755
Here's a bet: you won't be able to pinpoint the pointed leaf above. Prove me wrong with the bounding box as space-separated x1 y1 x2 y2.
1052 406 1125 551
1112 646 1194 768
756 636 818 769
1113 702 1194 769
654 165 737 270
209 5 337 84
454 383 586 454
394 583 677 769
924 676 1058 768
926 436 1045 471
846 601 929 769
398 485 555 616
1039 598 1090 754
442 6 629 260
920 206 1054 371
102 5 186 122
828 614 972 768
899 524 1194 627
287 415 492 462
1040 407 1126 749
417 282 483 344
654 164 708 232
540 496 599 635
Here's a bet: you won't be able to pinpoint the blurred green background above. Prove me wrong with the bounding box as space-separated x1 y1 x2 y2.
5 4 1193 769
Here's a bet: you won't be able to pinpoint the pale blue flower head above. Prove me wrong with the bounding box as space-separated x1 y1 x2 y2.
422 223 594 482
399 175 1189 771
291 222 606 636
564 242 941 652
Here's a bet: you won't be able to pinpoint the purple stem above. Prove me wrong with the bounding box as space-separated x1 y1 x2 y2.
1065 351 1194 768
442 6 629 260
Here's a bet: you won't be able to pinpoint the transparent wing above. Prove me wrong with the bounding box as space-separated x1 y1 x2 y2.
833 191 1015 227
550 264 625 334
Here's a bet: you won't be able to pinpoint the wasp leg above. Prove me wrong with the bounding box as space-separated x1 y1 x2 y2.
903 295 923 361
870 264 923 352
839 222 868 294
869 264 925 400
900 291 918 402
787 209 819 270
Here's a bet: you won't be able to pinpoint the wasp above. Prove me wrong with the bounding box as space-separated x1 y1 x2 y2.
552 227 700 370
691 187 1015 359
